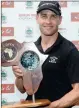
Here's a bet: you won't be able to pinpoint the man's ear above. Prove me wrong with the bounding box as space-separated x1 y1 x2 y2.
36 14 39 23
58 16 62 25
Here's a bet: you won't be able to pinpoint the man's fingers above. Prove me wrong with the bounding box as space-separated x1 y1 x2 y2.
14 72 23 77
12 65 20 70
12 65 23 77
15 69 22 73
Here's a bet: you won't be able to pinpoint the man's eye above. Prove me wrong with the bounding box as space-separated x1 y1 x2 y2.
52 15 57 18
41 15 47 18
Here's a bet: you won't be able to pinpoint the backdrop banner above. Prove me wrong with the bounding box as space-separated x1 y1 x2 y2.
1 1 79 107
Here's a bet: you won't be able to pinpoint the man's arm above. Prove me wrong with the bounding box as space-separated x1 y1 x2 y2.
49 83 79 108
15 77 26 93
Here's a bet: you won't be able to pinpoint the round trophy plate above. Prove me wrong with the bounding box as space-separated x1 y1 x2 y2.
2 44 17 61
2 99 51 108
1 39 22 66
20 50 40 71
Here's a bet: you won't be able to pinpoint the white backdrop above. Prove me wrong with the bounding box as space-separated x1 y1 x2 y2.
1 1 79 107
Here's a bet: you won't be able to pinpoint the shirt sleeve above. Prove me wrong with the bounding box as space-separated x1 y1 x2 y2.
67 48 79 84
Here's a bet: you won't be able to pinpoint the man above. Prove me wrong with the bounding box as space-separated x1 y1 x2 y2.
12 1 79 108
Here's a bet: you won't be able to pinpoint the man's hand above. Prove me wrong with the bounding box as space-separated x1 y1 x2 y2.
49 83 79 108
12 65 26 93
49 100 60 108
12 65 23 78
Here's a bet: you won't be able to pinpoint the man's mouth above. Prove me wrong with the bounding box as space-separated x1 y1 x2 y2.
44 26 53 29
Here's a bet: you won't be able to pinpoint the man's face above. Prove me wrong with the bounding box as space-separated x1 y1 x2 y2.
36 10 62 36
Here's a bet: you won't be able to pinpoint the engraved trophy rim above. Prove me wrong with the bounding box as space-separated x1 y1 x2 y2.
1 39 22 66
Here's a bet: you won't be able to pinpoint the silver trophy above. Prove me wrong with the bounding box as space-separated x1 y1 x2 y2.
2 39 51 108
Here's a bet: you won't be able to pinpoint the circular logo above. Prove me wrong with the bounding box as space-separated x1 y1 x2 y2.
2 98 7 105
20 51 40 70
2 13 7 24
25 1 33 8
2 45 17 61
1 69 7 80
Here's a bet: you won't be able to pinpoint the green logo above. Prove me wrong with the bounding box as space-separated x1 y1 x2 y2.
1 69 7 80
2 13 7 23
25 1 33 8
25 27 33 37
1 98 7 105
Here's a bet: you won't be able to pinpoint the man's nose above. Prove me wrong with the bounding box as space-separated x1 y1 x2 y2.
45 18 52 24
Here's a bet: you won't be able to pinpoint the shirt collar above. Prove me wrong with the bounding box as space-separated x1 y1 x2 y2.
35 32 63 53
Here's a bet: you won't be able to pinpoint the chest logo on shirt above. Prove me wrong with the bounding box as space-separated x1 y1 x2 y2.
49 56 58 63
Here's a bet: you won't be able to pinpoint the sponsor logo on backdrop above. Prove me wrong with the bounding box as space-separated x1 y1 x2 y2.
71 1 79 6
59 1 67 7
1 69 7 81
72 41 79 50
2 84 15 93
25 27 33 37
71 12 79 22
58 28 67 35
25 1 33 8
2 27 14 36
2 13 7 24
1 1 14 8
18 14 36 20
1 98 8 105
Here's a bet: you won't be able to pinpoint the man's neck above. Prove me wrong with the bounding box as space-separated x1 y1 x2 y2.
41 32 58 51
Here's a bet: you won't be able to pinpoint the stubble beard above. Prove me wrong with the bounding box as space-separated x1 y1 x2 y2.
40 26 58 37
